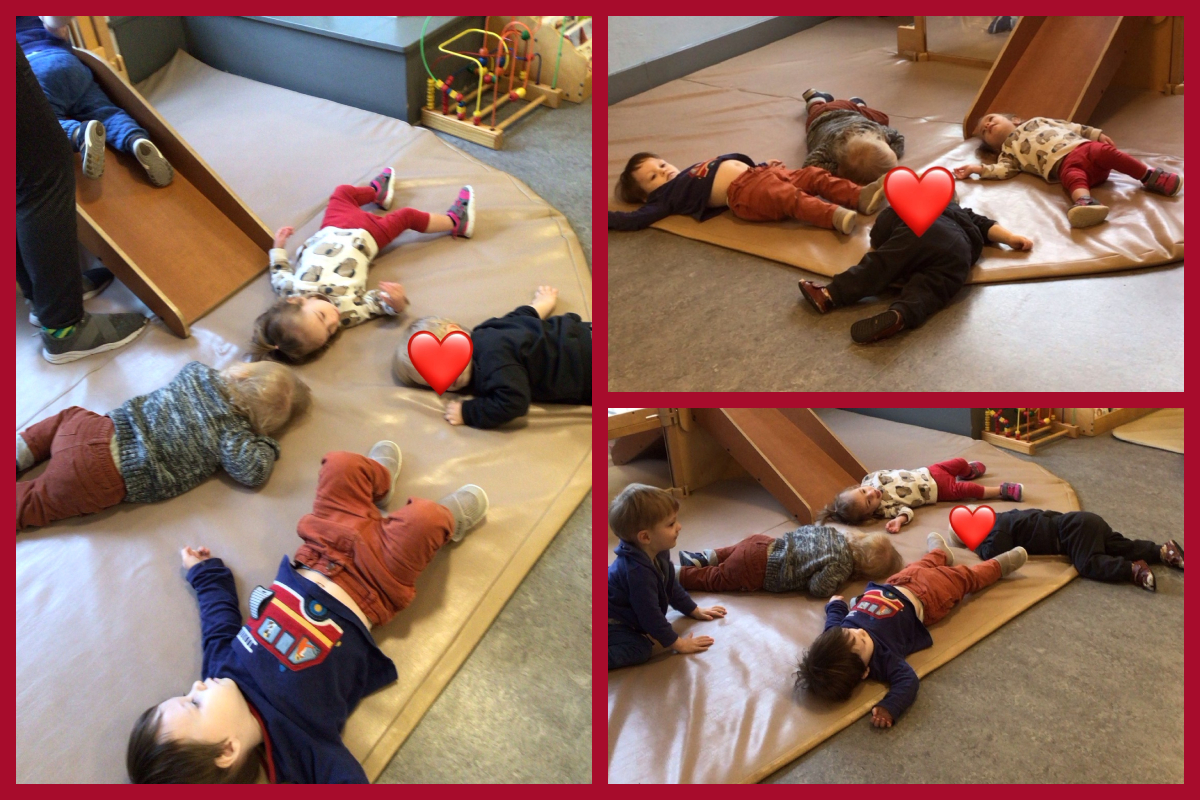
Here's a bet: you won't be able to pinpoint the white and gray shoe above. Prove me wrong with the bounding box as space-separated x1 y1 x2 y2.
132 138 174 187
79 119 106 179
440 484 489 541
367 440 402 508
927 532 955 565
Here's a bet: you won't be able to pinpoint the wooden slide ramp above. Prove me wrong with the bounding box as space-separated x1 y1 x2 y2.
73 49 272 337
692 408 868 524
963 16 1143 138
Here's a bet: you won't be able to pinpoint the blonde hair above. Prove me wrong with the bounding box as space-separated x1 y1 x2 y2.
844 531 903 580
392 316 472 391
249 295 338 364
839 135 897 184
817 485 872 525
608 483 679 543
218 361 311 434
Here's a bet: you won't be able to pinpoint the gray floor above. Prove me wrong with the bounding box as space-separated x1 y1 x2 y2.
766 431 1184 783
379 96 592 783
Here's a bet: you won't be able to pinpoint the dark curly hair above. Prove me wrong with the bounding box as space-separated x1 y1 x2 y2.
616 152 659 204
127 705 263 783
794 627 865 702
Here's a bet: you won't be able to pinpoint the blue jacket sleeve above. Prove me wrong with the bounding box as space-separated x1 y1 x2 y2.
823 598 849 630
608 203 672 231
666 564 698 617
628 563 680 647
187 559 244 677
877 655 920 720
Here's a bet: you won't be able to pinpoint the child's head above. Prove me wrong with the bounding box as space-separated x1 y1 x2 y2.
218 360 311 435
249 294 342 363
616 152 677 204
608 483 681 553
794 627 872 701
392 316 472 391
974 113 1024 152
839 134 898 184
818 485 882 525
843 531 904 580
127 678 262 783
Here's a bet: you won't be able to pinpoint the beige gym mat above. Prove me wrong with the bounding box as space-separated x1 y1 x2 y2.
607 409 1079 784
1112 408 1183 453
16 50 590 783
608 17 1183 283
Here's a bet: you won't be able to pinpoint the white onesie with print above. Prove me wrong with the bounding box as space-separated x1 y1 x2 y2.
268 227 397 328
861 467 938 523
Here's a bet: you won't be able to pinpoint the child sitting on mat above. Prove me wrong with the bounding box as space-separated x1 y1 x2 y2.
16 361 309 531
954 114 1182 228
608 483 726 670
678 525 902 597
391 286 592 429
794 533 1028 728
802 89 905 184
125 442 489 783
17 16 174 186
947 507 1183 592
798 201 1033 343
250 168 475 362
816 459 1024 533
609 151 888 236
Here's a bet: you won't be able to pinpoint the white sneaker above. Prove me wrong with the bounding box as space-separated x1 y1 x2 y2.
132 138 174 187
440 484 489 541
367 440 402 508
80 119 106 179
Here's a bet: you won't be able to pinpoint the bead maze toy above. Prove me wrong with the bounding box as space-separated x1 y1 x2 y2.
981 408 1079 454
486 16 592 103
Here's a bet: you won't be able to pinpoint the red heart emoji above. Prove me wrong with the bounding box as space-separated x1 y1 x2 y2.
408 330 473 395
883 166 955 237
948 504 997 550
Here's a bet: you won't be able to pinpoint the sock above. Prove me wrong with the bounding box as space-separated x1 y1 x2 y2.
1142 169 1153 182
16 434 35 472
993 546 1028 577
42 324 76 339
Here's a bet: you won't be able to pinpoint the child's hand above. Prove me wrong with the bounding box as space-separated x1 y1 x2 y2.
181 546 212 569
871 706 894 728
673 633 715 655
273 226 294 248
444 400 464 426
378 281 409 311
1098 133 1115 146
829 595 845 604
765 159 785 168
952 164 980 180
885 518 904 534
691 605 727 621
1007 235 1033 251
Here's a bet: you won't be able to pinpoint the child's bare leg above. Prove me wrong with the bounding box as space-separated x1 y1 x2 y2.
982 486 1001 499
424 213 454 233
529 285 558 319
1070 187 1092 201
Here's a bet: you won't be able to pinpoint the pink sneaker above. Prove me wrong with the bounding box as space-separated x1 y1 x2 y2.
446 185 475 238
999 482 1023 502
371 167 395 210
964 461 986 480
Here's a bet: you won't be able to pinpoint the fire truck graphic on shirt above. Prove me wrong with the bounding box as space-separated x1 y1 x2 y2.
849 588 905 620
240 579 344 671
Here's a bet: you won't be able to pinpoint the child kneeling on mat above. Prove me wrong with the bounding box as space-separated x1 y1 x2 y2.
608 483 726 670
609 152 888 236
126 443 489 783
392 286 592 429
817 459 1024 533
955 114 1182 229
798 200 1032 343
678 525 902 597
251 168 475 363
16 361 309 531
794 533 1028 728
947 507 1183 592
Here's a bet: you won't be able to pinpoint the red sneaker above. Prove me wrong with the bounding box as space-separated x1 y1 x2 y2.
1131 560 1156 592
1142 167 1182 197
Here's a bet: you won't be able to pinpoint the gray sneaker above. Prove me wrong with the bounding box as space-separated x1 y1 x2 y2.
80 119 106 179
367 440 402 508
40 311 148 364
440 484 489 541
132 138 174 187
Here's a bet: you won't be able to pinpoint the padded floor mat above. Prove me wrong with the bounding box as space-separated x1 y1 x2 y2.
608 17 1183 283
1112 408 1183 454
17 50 590 783
607 410 1079 784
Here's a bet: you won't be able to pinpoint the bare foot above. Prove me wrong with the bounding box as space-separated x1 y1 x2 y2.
530 285 558 319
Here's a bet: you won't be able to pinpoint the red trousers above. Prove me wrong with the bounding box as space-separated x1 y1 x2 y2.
927 458 985 502
884 549 1001 626
321 185 430 249
726 165 861 229
292 452 456 626
806 99 891 133
17 407 126 530
678 534 773 592
1057 141 1148 196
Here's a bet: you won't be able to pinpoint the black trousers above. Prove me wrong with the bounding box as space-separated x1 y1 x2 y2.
1056 511 1161 582
828 240 970 328
15 42 83 329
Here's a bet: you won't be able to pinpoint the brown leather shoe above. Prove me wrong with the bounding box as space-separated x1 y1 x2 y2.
1131 560 1156 592
851 309 906 343
798 280 834 314
1160 539 1184 570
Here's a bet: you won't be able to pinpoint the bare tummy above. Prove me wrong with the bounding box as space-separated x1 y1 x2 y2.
708 159 752 207
296 567 373 629
894 585 924 621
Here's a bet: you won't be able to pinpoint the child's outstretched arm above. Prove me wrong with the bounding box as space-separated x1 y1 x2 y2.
875 657 919 726
268 227 297 296
954 151 1021 180
823 596 850 630
808 557 855 599
219 430 281 488
181 548 244 675
608 202 672 232
460 366 531 429
985 223 1033 251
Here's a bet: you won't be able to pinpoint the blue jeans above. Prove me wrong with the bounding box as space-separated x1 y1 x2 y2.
608 621 653 670
26 48 146 152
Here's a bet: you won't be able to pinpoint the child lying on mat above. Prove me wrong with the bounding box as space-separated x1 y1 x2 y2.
816 459 1024 533
18 16 174 186
794 533 1027 728
251 168 475 362
677 526 902 597
947 507 1183 592
126 442 489 783
798 201 1032 343
802 89 904 184
609 152 888 235
392 286 592 429
608 484 726 670
954 114 1182 229
16 361 308 531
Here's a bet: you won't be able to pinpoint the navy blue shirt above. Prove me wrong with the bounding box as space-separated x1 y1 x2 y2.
189 557 397 783
608 153 758 231
608 539 698 647
823 583 934 720
16 17 73 54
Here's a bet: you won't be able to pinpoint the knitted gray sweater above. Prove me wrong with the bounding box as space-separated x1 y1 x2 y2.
804 109 905 177
108 361 281 503
763 525 855 597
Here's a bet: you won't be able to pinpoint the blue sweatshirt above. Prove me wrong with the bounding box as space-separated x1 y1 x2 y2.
823 583 933 720
188 557 398 783
608 153 758 231
608 539 698 647
16 17 73 55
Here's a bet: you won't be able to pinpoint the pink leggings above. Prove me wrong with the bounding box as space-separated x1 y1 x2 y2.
1057 141 1148 197
321 185 431 249
927 458 985 502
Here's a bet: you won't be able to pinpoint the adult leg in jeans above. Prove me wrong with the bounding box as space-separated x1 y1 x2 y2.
608 622 653 670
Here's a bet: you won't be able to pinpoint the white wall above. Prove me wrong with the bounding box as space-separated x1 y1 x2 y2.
609 16 775 74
